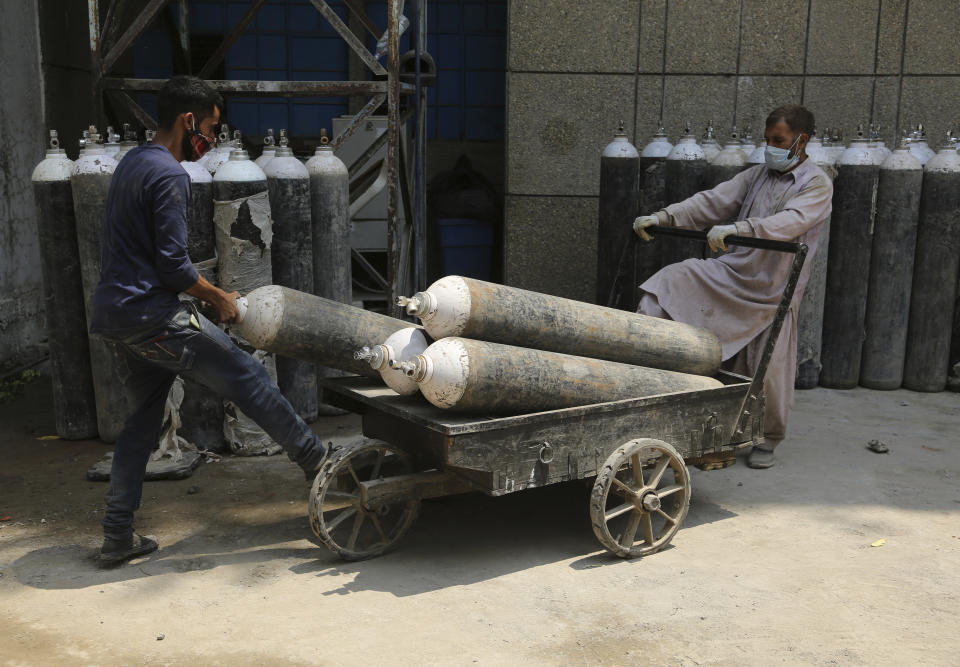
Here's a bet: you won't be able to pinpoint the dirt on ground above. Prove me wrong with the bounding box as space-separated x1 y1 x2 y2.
1 374 958 665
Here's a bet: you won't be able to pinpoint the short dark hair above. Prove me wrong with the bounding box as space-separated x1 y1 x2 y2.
765 104 815 136
157 75 223 131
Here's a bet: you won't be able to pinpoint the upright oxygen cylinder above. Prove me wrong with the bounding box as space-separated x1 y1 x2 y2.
180 160 217 280
826 128 846 163
860 137 923 389
820 125 884 388
255 128 276 170
746 143 766 165
213 135 279 455
265 129 317 421
867 123 892 162
700 122 721 162
907 124 936 165
395 338 722 414
102 126 121 158
115 124 138 162
662 125 707 265
178 158 224 452
203 124 236 175
903 134 960 391
596 122 640 309
708 127 749 188
70 127 128 442
638 124 673 282
739 127 756 156
31 130 98 439
399 275 722 376
305 129 351 414
795 134 837 389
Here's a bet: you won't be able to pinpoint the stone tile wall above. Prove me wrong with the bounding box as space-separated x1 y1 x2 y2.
505 0 960 301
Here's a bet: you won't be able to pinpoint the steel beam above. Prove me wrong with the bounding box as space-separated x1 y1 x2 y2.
197 0 267 79
101 0 170 74
309 0 386 77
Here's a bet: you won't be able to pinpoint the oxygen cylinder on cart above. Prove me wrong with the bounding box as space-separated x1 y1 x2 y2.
860 137 923 389
398 275 722 376
71 126 129 442
820 126 884 388
265 130 318 421
903 134 960 391
306 129 351 415
31 130 98 439
393 338 722 414
596 122 640 309
355 327 431 396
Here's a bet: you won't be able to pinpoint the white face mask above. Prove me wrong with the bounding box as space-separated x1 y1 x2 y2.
765 133 803 172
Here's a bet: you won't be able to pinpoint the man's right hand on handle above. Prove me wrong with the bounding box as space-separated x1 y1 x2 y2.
633 214 660 241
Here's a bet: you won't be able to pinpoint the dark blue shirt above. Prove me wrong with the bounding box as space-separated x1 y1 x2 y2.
90 144 199 335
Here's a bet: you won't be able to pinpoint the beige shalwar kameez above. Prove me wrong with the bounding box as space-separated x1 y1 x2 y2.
638 159 833 448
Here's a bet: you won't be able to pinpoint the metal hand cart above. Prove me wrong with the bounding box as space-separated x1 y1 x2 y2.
310 228 807 560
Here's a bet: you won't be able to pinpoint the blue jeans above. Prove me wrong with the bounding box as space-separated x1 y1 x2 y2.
101 304 326 537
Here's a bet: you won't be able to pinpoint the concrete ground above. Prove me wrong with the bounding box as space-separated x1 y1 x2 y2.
0 374 957 666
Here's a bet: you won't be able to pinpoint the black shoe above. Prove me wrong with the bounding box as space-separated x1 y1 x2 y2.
98 532 158 567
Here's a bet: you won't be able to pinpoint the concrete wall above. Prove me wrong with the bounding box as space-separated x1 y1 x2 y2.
0 0 46 373
505 0 960 302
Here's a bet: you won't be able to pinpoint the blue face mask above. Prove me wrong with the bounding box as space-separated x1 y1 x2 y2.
765 133 803 172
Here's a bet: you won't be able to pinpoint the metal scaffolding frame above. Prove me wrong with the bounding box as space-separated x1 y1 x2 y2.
86 0 428 309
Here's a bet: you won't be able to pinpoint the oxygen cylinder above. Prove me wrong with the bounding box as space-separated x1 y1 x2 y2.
746 143 766 165
102 126 121 158
708 128 749 188
178 158 224 452
662 126 707 265
597 122 640 309
394 338 722 414
860 138 923 389
179 160 217 280
902 135 960 391
265 129 317 421
907 124 936 165
255 128 276 170
820 126 884 388
700 122 721 162
867 124 892 162
234 285 413 378
203 124 236 175
115 124 137 162
398 275 722 376
739 127 756 156
638 124 673 282
826 128 846 163
305 129 351 414
31 130 98 439
71 127 129 442
213 135 278 455
355 327 431 395
795 134 836 389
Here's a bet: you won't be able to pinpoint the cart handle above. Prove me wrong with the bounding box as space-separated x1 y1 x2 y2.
648 225 809 440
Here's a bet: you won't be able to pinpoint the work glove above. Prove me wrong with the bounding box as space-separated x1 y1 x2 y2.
632 215 660 241
707 224 737 252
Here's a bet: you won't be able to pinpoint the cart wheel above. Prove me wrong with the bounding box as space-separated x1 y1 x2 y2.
309 440 420 561
590 438 691 558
